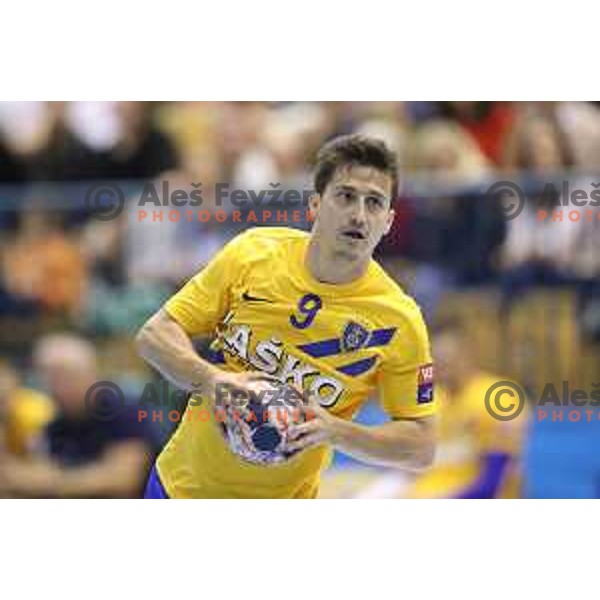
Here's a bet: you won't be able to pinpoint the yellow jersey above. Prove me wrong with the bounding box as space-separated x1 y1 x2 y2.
4 388 54 456
157 227 436 498
409 372 526 498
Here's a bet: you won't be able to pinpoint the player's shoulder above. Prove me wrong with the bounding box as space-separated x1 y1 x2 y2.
361 263 430 350
368 260 426 324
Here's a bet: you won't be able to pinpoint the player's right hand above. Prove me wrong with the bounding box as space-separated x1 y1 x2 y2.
204 369 277 410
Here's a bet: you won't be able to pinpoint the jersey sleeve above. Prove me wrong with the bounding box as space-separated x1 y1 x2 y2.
377 302 437 419
163 232 248 336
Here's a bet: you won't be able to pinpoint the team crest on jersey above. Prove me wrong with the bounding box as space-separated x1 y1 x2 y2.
341 321 370 353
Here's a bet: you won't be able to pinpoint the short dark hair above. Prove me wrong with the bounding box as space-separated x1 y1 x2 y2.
313 134 399 201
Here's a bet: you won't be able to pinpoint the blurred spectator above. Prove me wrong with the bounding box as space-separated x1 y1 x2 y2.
125 146 230 286
79 141 227 335
405 120 499 317
0 102 119 181
569 196 600 342
215 102 278 187
498 112 581 312
556 101 600 170
344 102 408 162
0 102 179 182
0 359 54 457
0 101 50 179
2 210 88 319
407 317 528 498
409 120 492 187
498 191 580 312
25 102 113 181
503 101 600 171
81 211 126 288
105 101 179 179
0 134 27 182
263 103 321 185
503 107 576 173
0 334 151 498
437 101 515 165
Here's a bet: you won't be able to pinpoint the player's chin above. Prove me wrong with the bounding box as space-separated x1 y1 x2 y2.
335 237 373 260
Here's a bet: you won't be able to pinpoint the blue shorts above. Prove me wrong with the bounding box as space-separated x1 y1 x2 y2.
143 464 169 499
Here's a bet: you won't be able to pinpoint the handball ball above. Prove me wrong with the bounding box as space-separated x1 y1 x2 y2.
220 379 305 465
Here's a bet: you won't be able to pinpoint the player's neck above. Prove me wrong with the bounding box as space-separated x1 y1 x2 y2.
305 236 369 285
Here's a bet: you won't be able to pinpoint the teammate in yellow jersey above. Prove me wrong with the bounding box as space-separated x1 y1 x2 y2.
408 317 528 499
136 134 437 498
0 360 54 457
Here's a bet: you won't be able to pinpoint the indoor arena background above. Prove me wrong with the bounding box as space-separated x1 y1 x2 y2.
0 101 599 498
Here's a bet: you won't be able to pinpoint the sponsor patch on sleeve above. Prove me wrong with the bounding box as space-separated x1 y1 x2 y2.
417 363 434 404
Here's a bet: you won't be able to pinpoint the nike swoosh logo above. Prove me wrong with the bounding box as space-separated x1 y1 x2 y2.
242 291 273 303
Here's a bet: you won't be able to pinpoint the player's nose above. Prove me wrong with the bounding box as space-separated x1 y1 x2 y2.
349 198 367 225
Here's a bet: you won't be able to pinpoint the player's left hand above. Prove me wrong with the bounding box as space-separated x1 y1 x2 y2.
286 393 339 453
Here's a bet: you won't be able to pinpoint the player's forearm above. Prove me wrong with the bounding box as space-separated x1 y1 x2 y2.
135 309 220 393
328 417 436 471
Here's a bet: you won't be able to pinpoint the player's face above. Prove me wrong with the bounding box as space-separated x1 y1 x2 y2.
311 165 395 260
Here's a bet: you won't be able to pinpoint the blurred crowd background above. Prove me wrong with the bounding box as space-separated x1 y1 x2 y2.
0 101 599 498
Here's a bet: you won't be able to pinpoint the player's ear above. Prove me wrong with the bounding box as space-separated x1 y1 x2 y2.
383 208 395 236
308 193 321 217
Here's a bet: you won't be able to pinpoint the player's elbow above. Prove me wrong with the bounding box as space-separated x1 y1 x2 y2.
398 417 436 472
135 321 152 357
408 439 436 471
395 420 436 472
135 313 162 361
